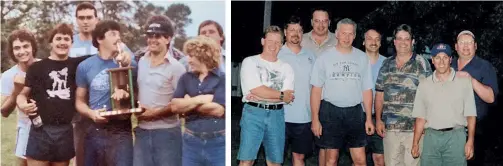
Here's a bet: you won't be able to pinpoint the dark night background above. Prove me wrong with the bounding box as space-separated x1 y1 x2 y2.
231 1 503 166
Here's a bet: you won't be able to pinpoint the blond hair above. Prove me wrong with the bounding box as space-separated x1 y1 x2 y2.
183 36 221 70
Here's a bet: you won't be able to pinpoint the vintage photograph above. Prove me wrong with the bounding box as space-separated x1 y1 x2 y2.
1 1 225 166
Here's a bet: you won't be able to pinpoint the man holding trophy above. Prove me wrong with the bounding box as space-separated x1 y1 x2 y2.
75 20 137 166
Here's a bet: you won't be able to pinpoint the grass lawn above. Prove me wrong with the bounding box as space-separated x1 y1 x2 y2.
1 110 20 166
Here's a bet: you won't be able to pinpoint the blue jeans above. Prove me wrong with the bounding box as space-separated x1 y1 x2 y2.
237 104 285 164
182 132 225 166
84 125 133 166
133 126 182 166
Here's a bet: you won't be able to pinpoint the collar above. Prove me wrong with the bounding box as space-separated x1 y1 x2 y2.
281 44 306 55
390 52 417 62
145 50 176 64
432 67 456 83
189 68 222 77
307 31 334 44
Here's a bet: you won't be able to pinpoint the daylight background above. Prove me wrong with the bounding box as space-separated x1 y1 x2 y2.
1 1 224 165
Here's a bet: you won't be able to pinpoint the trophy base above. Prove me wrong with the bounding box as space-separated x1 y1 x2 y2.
99 108 143 117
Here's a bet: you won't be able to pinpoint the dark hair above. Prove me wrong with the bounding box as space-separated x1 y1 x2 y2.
48 23 74 43
284 15 302 30
7 29 37 63
145 15 175 37
393 24 414 39
263 25 284 41
75 2 97 17
311 6 331 19
92 20 121 48
364 28 381 38
198 20 225 45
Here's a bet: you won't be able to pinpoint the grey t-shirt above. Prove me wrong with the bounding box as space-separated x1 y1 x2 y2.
310 47 373 107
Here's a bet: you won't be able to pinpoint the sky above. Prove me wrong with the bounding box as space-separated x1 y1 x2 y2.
149 1 225 37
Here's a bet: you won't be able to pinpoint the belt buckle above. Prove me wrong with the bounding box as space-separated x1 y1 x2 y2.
261 103 270 110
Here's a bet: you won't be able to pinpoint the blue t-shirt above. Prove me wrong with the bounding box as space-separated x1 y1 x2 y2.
365 54 386 113
76 54 138 127
278 45 316 123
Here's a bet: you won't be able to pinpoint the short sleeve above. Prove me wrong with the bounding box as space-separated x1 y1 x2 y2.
240 57 263 93
0 71 14 96
481 64 499 99
375 59 388 92
411 82 427 118
76 61 88 88
25 64 37 89
212 76 225 107
281 63 294 91
419 56 433 79
310 56 325 88
173 73 187 98
171 63 187 91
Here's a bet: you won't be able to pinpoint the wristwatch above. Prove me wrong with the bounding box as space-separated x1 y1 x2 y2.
280 91 284 101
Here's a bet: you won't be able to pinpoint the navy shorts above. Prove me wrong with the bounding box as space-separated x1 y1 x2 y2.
315 100 367 149
26 124 75 162
285 122 313 155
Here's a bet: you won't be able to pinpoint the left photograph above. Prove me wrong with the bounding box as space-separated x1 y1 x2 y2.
1 1 226 166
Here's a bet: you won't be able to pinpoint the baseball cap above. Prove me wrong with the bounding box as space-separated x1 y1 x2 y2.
457 30 475 40
430 43 452 57
146 21 172 34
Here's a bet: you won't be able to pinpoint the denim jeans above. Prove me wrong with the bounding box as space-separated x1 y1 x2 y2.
182 132 225 166
84 124 133 166
133 126 182 166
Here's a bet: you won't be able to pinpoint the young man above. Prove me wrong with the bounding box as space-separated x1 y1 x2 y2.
170 36 225 166
452 30 499 166
237 26 295 166
198 20 226 72
301 7 337 57
363 29 386 166
75 20 136 166
310 18 374 166
277 16 315 166
70 3 133 166
1 29 38 166
133 15 186 166
411 43 476 165
16 24 89 166
374 24 432 166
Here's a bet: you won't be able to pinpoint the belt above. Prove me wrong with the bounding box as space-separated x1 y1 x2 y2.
432 127 454 132
185 128 225 140
247 102 283 110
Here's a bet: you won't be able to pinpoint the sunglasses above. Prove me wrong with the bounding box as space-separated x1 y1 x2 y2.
146 33 166 39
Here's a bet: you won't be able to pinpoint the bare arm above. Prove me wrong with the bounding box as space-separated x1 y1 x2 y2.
471 79 495 103
362 89 373 121
171 95 208 114
311 86 322 122
466 116 476 143
197 102 225 118
412 118 426 145
75 87 107 123
1 95 16 117
250 86 281 99
375 91 384 121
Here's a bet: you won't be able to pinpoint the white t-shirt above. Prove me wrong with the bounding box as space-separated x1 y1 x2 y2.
1 65 31 128
240 54 294 104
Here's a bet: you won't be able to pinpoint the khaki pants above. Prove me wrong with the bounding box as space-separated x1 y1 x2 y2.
383 131 422 166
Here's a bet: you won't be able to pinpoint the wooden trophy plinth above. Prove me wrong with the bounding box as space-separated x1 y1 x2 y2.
99 66 142 117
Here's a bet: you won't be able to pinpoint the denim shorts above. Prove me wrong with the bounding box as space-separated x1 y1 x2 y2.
315 100 367 149
237 103 285 164
26 124 75 162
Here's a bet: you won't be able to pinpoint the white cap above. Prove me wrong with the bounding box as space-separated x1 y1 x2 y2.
457 30 475 40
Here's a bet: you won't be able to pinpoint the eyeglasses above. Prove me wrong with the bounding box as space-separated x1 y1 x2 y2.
313 19 329 25
457 40 474 45
77 16 94 20
146 33 165 39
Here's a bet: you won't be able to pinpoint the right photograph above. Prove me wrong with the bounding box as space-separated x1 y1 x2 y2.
231 1 503 166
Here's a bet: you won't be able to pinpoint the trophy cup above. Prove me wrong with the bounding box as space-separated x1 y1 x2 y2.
99 43 142 117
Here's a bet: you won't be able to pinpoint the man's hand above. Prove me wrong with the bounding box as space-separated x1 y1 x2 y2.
282 90 295 103
411 143 420 158
456 71 472 79
465 140 474 160
114 43 132 67
92 108 108 123
136 102 159 121
18 99 37 116
111 88 129 100
376 120 386 137
246 94 260 102
311 119 322 138
365 120 375 135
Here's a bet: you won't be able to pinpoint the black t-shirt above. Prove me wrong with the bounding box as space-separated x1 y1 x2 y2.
25 56 89 125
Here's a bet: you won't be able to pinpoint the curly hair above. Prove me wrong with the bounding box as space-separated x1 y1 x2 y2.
183 36 221 70
48 23 74 44
7 29 37 63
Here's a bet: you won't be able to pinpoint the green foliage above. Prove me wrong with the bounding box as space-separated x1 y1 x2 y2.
1 1 192 72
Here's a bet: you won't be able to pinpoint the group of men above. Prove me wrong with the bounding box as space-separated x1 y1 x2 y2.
1 2 226 166
237 8 498 166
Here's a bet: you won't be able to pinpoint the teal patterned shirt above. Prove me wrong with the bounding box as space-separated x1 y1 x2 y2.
375 53 432 132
